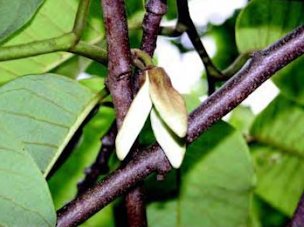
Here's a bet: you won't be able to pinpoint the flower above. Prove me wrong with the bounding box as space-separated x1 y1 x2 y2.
115 67 188 168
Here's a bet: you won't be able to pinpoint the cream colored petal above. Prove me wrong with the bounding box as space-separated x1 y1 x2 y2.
148 67 187 138
150 109 186 168
115 73 152 160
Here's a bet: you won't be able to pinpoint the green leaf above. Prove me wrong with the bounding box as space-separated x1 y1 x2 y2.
236 0 304 104
148 121 255 227
0 74 101 176
0 0 44 43
79 77 105 93
0 0 104 84
250 95 304 216
0 129 56 226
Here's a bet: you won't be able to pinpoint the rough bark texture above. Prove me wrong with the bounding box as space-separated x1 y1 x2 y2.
102 0 133 128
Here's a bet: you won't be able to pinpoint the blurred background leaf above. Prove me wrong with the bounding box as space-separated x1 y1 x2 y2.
250 95 304 217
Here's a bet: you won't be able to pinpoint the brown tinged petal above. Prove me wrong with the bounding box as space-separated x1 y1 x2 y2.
148 67 188 138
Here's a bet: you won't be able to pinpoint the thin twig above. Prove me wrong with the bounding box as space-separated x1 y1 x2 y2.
76 122 117 196
176 0 223 94
56 25 304 227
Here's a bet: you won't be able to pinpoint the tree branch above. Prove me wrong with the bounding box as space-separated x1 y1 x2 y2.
101 0 133 128
56 25 304 227
140 0 167 56
124 184 148 227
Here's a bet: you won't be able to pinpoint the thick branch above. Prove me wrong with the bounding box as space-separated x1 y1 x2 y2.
101 1 146 226
57 25 304 227
57 145 171 227
125 184 148 227
102 0 133 128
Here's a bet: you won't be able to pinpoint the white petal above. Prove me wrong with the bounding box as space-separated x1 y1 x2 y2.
150 109 186 168
115 73 152 160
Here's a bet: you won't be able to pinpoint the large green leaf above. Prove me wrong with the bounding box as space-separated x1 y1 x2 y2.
0 129 56 226
0 0 104 84
148 121 255 227
0 0 44 43
0 74 101 176
250 95 304 216
236 0 304 104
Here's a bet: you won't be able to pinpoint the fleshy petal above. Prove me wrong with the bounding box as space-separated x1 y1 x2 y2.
148 67 187 138
115 73 152 160
150 109 186 168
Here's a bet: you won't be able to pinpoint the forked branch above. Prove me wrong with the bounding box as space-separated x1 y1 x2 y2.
56 25 304 227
